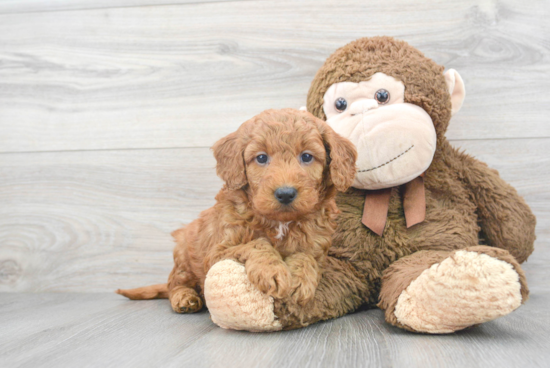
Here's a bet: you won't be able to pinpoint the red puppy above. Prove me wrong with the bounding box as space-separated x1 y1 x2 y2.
117 109 357 313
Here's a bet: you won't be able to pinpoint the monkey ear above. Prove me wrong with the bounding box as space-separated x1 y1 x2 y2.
444 69 466 116
211 131 247 190
320 124 358 192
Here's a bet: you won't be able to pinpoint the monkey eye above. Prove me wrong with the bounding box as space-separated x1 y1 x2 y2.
374 89 390 104
334 97 347 112
300 152 314 164
256 153 269 165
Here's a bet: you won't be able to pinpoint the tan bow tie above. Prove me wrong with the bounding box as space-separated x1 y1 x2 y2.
361 176 426 236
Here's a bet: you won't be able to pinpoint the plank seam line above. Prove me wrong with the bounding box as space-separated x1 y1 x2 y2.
449 136 549 142
0 137 547 155
0 0 260 16
0 146 212 155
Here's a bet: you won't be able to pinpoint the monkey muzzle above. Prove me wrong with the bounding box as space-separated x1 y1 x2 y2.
327 102 436 190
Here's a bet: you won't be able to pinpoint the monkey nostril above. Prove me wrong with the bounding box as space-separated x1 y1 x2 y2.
274 187 297 205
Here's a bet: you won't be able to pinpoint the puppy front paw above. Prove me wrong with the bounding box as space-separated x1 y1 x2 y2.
246 260 292 299
285 253 320 306
290 279 317 306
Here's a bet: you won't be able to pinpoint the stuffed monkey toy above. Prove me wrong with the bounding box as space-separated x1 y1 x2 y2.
204 36 536 333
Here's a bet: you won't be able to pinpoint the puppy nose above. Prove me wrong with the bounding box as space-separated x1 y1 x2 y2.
274 187 297 205
349 99 378 115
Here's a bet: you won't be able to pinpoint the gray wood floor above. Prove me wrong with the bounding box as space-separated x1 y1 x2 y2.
0 0 549 367
1 291 549 368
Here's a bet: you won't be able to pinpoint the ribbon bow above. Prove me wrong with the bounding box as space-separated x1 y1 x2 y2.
361 175 426 236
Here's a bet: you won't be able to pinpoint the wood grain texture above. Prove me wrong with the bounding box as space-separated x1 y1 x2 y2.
0 291 549 368
0 147 221 292
0 0 249 14
0 0 549 153
0 1 548 364
0 138 547 293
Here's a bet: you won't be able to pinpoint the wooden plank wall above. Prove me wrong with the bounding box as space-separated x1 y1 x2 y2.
0 0 548 292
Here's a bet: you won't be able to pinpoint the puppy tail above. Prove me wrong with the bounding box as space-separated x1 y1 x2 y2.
116 283 168 300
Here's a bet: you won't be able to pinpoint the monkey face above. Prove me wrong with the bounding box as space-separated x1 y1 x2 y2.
322 72 437 190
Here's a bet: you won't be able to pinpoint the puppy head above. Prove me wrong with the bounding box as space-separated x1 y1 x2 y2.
212 109 357 221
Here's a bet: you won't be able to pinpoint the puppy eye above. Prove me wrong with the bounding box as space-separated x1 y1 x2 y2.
256 154 269 165
334 97 347 112
300 152 314 164
374 89 390 104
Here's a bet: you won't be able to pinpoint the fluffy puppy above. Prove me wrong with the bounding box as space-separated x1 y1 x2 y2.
117 109 357 313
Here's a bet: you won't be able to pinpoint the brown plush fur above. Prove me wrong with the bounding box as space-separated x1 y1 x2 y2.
265 36 537 330
117 109 358 312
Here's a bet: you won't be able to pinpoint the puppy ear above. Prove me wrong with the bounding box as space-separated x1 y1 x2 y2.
319 122 357 192
211 131 247 190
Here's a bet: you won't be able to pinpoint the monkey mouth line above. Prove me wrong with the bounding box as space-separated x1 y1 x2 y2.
357 145 414 173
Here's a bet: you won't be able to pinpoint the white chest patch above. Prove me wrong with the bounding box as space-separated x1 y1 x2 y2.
275 221 292 240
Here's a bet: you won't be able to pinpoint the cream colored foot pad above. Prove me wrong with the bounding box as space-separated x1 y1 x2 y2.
394 250 522 333
204 259 282 332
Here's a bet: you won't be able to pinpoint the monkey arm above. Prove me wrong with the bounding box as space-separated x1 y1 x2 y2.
454 150 536 263
269 255 370 330
204 253 371 331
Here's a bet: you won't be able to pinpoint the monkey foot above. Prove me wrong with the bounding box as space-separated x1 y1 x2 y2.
204 259 282 332
394 250 524 333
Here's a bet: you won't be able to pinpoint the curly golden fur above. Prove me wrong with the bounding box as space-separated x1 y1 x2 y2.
117 108 357 312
